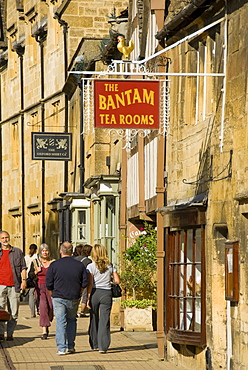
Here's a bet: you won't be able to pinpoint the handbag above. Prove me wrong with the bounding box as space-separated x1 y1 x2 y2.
26 277 36 289
111 283 122 298
27 258 39 288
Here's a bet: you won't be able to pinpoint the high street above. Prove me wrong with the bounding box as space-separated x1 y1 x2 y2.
0 302 180 370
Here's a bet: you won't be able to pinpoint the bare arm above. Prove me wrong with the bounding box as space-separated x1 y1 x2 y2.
86 273 93 309
113 271 120 284
21 269 27 291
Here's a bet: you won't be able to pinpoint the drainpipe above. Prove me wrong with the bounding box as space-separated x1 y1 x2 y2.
156 134 166 358
20 52 25 253
219 5 228 152
80 81 85 193
34 31 46 243
226 300 232 370
54 15 69 192
119 145 127 329
13 43 25 252
156 61 169 359
0 74 2 230
54 15 70 241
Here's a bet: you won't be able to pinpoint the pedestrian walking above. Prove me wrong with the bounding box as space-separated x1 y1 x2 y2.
75 244 92 317
46 241 88 355
0 230 27 341
86 244 120 354
24 243 38 318
73 244 82 258
29 243 54 339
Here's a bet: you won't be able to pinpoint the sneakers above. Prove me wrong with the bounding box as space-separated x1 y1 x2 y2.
99 350 107 354
67 348 75 353
56 351 66 355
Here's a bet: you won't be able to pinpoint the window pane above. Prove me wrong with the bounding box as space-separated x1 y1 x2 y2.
196 228 202 263
78 210 86 240
78 210 86 224
168 227 203 338
180 264 184 297
195 298 201 332
187 229 193 262
186 264 193 296
180 231 184 263
106 196 115 237
186 299 193 330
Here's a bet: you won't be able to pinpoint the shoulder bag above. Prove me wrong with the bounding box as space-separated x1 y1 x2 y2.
111 283 122 298
110 263 122 297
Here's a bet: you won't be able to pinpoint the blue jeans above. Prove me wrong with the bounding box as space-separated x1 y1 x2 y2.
52 298 79 352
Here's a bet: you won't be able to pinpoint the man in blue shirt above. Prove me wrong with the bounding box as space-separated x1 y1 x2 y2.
46 241 87 355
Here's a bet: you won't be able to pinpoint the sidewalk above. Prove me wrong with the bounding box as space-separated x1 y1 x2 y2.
0 302 180 370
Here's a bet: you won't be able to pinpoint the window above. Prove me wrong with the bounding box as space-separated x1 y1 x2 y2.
77 210 86 241
166 226 206 346
225 240 239 302
95 195 118 263
70 198 91 248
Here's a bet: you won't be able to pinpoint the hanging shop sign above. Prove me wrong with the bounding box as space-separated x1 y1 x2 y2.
94 79 160 129
32 132 72 161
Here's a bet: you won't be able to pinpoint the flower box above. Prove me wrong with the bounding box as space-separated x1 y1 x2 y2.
124 305 153 331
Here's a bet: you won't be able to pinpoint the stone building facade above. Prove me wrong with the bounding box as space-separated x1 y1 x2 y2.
1 0 248 369
156 0 248 369
0 0 127 258
124 0 248 369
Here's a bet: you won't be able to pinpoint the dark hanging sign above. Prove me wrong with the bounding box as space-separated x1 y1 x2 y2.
32 132 72 161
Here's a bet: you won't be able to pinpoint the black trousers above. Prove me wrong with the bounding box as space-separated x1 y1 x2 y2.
88 288 112 351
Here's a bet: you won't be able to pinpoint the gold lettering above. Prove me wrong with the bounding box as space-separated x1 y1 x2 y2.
105 115 110 124
143 89 154 105
104 84 119 92
106 95 116 110
133 115 141 124
115 92 125 108
132 89 142 104
120 115 125 124
149 115 154 125
110 115 117 124
99 95 106 110
141 115 149 125
126 115 132 124
99 114 105 124
124 90 132 105
99 88 156 110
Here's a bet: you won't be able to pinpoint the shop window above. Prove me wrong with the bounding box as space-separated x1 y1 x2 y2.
166 226 206 346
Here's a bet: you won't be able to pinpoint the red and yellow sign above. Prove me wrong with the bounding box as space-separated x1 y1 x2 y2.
94 80 160 129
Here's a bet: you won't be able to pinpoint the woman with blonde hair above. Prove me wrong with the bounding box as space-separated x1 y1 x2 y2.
29 243 54 339
86 244 120 353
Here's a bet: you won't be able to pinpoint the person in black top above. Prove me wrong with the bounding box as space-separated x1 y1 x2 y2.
74 244 92 317
46 241 87 355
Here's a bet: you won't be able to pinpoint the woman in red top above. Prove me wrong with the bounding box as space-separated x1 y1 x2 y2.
30 244 54 339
